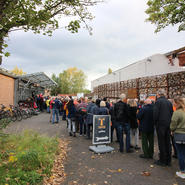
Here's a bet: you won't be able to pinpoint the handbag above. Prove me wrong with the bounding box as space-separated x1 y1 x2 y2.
174 133 185 144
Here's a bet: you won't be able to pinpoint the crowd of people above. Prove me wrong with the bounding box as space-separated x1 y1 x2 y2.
39 89 185 179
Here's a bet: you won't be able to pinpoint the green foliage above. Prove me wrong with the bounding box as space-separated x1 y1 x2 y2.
83 89 91 94
145 0 185 32
17 150 40 171
0 0 103 63
0 130 58 185
51 67 87 95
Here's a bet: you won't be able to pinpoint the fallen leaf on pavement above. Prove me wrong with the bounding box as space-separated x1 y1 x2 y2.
141 171 151 176
117 169 123 172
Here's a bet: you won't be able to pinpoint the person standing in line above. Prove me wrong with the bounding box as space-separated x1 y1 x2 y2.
137 99 154 159
67 99 77 137
153 89 173 166
76 98 88 136
169 99 178 159
128 99 140 150
110 100 119 143
114 94 133 153
99 101 109 115
170 98 185 179
49 97 54 122
52 97 60 124
86 98 96 139
46 97 50 113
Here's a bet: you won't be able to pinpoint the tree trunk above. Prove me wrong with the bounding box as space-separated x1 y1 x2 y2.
0 37 3 65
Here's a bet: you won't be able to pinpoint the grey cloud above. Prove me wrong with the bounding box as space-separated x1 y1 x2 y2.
2 0 185 89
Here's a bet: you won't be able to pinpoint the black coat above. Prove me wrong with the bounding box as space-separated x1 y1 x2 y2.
137 104 154 133
128 106 138 129
153 96 173 127
114 101 129 124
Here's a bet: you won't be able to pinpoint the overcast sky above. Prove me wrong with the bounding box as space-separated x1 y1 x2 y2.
2 0 185 89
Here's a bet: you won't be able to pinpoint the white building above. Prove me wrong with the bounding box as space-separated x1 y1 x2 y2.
91 47 185 91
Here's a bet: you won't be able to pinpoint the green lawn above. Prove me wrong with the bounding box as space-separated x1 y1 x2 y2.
0 131 59 185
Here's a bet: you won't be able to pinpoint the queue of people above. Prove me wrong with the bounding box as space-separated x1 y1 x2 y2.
43 90 185 179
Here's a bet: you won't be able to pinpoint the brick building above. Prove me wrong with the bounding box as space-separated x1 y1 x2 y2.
0 68 18 107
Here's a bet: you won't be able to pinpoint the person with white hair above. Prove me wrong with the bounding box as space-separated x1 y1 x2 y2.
137 98 154 159
153 89 173 166
114 94 133 153
99 101 109 115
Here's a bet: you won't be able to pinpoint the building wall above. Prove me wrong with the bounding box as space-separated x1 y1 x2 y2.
91 54 185 90
0 74 15 107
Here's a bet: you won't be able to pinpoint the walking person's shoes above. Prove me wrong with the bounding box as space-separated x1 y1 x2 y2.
69 132 72 136
172 154 178 159
135 145 141 150
73 133 76 137
126 149 134 153
176 171 185 179
139 154 149 159
154 160 167 167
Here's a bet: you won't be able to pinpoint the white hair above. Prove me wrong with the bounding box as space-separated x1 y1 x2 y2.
119 93 126 100
157 89 166 96
100 101 106 107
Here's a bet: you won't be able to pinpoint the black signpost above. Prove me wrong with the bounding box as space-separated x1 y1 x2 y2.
89 115 114 153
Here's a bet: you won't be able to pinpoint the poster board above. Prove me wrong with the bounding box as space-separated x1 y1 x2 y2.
92 115 111 145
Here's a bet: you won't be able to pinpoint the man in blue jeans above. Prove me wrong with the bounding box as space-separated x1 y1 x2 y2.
114 94 133 153
52 97 60 124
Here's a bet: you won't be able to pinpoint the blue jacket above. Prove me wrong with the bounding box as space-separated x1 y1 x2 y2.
86 102 95 124
137 104 154 133
99 107 109 115
68 104 76 119
52 98 60 109
91 105 99 115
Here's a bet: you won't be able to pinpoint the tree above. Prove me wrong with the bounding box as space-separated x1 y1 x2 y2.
108 68 112 74
0 0 103 65
11 66 26 75
145 0 185 33
51 67 87 95
50 74 61 96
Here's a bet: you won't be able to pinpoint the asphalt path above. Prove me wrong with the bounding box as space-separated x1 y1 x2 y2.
3 113 184 185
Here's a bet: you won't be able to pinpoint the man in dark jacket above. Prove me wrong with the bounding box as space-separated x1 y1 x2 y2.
52 97 60 124
137 99 154 159
114 94 133 153
86 99 96 139
153 89 173 166
110 100 119 142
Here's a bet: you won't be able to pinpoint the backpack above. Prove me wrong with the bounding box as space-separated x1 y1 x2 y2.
78 106 87 115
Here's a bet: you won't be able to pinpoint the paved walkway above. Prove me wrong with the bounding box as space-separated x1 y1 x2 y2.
3 113 184 185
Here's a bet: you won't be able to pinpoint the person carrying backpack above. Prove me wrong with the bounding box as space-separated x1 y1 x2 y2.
76 98 88 136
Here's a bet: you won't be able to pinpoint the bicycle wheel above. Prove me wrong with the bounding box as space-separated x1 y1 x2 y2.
10 111 17 122
16 111 22 121
21 110 28 119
